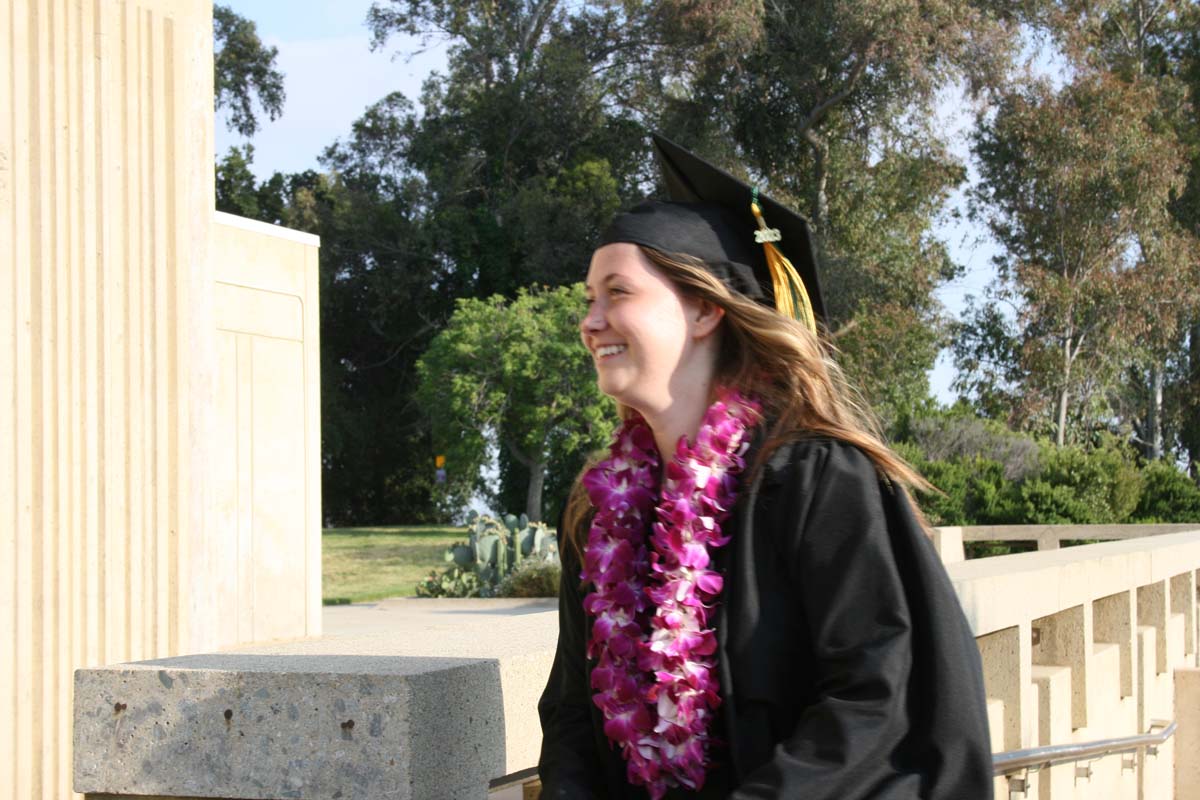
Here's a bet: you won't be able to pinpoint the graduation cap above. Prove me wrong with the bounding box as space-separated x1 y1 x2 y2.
599 133 825 332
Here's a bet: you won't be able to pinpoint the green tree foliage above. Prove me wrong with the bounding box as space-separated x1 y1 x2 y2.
901 409 1040 480
1176 17 1200 479
213 4 286 138
313 96 455 525
212 0 1200 524
1051 0 1200 464
821 143 966 424
367 0 638 298
362 1 653 514
644 0 1027 423
961 72 1190 446
367 0 1027 427
960 0 1200 469
416 284 616 521
214 144 287 221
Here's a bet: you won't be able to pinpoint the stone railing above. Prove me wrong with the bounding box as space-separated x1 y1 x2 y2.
73 527 1200 800
953 522 1200 552
945 527 1200 799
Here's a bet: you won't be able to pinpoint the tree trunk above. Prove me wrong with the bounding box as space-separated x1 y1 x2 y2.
525 460 546 522
802 129 831 244
1189 321 1200 482
812 138 830 242
1056 386 1069 448
1057 337 1071 448
1148 363 1164 460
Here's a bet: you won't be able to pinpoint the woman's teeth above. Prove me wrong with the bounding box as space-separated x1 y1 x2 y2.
596 344 627 358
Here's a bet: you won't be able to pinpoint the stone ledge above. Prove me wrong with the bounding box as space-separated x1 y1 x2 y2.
74 600 559 800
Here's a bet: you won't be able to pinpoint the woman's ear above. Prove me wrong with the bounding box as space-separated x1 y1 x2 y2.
690 298 725 340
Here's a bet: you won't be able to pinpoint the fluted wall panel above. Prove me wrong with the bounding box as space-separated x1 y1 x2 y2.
1 1 213 797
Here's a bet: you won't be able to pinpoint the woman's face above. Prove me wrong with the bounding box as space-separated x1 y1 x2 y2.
581 243 718 413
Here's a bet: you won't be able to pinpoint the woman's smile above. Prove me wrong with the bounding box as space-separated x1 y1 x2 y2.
595 343 628 360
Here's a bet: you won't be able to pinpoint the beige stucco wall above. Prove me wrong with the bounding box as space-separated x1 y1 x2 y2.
2 1 214 797
210 212 322 647
2 2 322 798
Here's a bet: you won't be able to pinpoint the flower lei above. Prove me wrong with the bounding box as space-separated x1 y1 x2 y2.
581 390 761 799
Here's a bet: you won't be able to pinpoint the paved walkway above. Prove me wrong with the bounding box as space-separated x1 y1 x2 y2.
323 595 558 637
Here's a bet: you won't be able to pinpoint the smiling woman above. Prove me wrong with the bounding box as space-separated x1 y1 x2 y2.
537 135 995 799
581 244 723 448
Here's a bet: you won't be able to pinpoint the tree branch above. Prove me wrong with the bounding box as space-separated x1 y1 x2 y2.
799 43 872 132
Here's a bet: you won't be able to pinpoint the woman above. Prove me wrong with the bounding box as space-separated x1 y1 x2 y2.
537 135 993 799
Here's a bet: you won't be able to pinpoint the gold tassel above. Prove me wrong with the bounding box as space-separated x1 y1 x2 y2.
751 200 817 334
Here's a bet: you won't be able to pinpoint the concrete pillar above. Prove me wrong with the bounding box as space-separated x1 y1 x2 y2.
931 527 965 564
1033 604 1091 729
978 624 1032 751
1177 668 1200 800
1140 581 1170 676
1095 590 1136 700
1170 572 1196 662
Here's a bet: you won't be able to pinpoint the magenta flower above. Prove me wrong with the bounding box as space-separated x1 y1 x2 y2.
579 391 760 796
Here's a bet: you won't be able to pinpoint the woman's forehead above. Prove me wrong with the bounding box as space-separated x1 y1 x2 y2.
585 243 656 287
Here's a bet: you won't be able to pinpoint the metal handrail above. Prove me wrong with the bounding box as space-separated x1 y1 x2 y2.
992 719 1175 776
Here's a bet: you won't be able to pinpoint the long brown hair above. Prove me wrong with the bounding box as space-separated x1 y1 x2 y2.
562 246 932 564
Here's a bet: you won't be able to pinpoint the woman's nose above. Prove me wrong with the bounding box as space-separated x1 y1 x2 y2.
581 301 606 333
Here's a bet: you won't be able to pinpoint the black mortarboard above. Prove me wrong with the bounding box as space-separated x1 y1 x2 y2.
599 133 825 330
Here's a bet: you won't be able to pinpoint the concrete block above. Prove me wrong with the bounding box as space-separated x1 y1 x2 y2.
1169 612 1187 672
986 697 1005 752
1140 728 1174 800
1033 605 1090 729
1170 572 1196 659
931 527 965 564
1093 591 1134 699
73 599 561 800
979 625 1030 750
1032 664 1073 800
1137 625 1158 733
74 655 504 800
1089 643 1120 737
1176 668 1200 800
1138 581 1169 676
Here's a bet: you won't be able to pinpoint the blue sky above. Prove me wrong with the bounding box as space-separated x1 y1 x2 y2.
215 1 1006 404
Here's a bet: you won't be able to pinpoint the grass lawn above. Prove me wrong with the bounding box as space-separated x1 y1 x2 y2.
323 525 466 604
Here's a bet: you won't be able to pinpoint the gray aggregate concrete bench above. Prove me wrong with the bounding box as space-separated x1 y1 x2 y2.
73 599 558 800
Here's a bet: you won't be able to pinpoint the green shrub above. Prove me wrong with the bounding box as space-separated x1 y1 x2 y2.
1013 477 1100 524
496 557 561 598
904 443 1020 527
1028 439 1143 524
910 456 970 526
1132 462 1200 523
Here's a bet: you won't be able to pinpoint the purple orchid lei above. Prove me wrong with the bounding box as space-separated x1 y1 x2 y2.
580 390 761 799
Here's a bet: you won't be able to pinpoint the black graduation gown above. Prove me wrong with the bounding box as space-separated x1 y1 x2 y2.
538 436 994 799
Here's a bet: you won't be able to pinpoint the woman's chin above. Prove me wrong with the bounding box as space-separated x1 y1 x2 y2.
596 374 637 407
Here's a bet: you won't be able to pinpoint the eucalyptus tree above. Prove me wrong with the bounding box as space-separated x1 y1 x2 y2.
999 0 1200 459
963 73 1188 446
